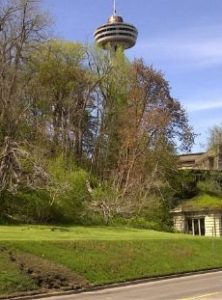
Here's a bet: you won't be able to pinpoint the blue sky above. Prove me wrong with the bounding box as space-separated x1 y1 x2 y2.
42 0 222 152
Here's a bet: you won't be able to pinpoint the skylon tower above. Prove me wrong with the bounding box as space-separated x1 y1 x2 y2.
94 0 138 51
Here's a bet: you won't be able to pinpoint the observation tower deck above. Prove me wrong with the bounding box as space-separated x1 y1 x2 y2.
94 1 138 51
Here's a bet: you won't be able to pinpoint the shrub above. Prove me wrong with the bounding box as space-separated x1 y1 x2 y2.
48 157 92 224
0 190 54 224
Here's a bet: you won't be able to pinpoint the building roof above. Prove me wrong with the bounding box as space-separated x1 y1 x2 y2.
171 193 222 213
178 152 205 161
177 150 217 170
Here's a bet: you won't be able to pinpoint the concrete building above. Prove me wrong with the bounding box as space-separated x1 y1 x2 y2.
178 146 222 170
171 195 222 237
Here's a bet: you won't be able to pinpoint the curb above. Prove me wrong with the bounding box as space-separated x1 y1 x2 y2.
3 267 222 300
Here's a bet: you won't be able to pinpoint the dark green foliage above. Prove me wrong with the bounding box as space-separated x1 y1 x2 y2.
136 204 173 232
48 158 93 224
170 170 199 203
0 190 55 224
125 217 172 232
197 171 222 196
170 170 222 209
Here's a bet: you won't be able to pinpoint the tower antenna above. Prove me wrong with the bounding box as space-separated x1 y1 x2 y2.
113 0 117 16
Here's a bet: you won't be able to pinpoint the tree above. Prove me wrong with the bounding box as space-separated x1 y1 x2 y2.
110 59 194 214
29 40 85 157
208 123 222 151
89 48 130 178
29 41 112 164
87 57 195 222
0 0 49 193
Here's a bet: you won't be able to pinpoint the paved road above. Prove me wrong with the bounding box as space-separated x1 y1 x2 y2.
38 271 222 300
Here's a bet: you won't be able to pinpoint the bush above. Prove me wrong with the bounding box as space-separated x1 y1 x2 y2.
48 158 92 224
0 190 55 224
0 156 95 225
125 217 172 232
128 217 159 230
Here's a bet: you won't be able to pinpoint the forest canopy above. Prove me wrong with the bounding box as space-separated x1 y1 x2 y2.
0 0 195 227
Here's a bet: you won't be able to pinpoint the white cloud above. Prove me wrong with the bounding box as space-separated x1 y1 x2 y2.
133 25 222 69
185 99 222 112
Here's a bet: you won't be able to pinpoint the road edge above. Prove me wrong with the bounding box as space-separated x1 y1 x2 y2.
3 267 222 300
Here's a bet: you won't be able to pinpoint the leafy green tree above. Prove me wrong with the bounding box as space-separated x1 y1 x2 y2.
90 48 130 178
48 157 91 223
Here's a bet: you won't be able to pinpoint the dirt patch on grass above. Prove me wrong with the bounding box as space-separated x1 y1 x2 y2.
0 245 89 295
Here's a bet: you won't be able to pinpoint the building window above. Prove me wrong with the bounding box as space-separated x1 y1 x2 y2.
187 218 193 234
200 218 205 235
186 217 205 236
209 158 214 170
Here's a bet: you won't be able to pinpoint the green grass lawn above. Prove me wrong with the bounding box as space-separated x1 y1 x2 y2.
1 226 222 298
0 225 191 241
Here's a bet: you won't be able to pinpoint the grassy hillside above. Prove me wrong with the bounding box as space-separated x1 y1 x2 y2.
1 226 222 298
0 252 36 297
179 193 222 211
0 225 192 241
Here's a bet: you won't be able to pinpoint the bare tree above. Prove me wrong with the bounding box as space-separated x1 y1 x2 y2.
0 0 50 192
